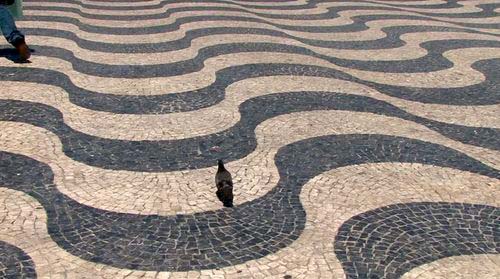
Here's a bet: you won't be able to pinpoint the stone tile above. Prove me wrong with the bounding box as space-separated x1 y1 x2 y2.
1 0 499 278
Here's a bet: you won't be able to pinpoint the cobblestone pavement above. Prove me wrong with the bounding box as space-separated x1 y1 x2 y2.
0 0 499 278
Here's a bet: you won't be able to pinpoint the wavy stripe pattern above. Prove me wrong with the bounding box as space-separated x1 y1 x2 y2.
0 134 498 271
1 0 499 277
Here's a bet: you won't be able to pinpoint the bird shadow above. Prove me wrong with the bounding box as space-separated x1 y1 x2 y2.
0 47 35 63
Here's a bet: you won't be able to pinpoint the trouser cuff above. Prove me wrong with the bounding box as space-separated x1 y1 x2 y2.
8 31 25 47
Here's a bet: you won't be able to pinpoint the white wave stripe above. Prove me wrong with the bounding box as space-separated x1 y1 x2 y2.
0 162 498 277
64 0 456 8
0 52 331 95
23 6 500 31
24 8 351 28
25 0 493 17
23 1 344 16
14 31 500 66
0 109 499 216
1 77 498 142
13 33 408 65
18 19 390 43
402 254 500 279
1 47 497 95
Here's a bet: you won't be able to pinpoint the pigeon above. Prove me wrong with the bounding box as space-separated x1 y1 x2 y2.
215 160 233 207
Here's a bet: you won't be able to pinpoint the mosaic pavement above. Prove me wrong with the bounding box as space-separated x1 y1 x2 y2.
0 0 499 278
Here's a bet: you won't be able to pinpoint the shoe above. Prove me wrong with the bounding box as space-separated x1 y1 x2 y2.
14 39 31 61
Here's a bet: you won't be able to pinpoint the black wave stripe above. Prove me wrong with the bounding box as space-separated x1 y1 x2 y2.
1 92 499 172
13 39 500 78
17 13 413 35
371 59 499 105
22 0 477 16
353 0 462 10
20 1 474 22
0 241 37 279
0 134 498 270
255 0 499 19
21 4 407 21
334 202 500 279
24 0 320 11
20 9 500 35
1 60 498 117
420 117 500 151
22 24 494 54
421 3 499 19
47 0 472 15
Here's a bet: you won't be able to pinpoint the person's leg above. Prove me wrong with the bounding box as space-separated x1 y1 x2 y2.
0 5 30 60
